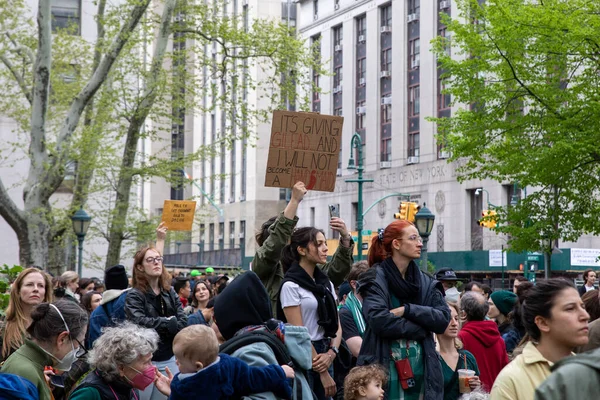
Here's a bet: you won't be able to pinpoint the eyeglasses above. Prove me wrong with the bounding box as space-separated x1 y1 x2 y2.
73 337 88 359
145 256 164 264
400 235 423 243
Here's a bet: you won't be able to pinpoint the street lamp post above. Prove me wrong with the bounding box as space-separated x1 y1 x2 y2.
71 207 92 277
346 133 373 261
414 203 435 272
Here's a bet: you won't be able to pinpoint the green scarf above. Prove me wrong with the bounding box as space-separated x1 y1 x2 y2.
345 291 366 337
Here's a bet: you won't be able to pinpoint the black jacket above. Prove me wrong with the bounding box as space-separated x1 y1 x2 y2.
357 261 450 400
70 370 138 400
125 287 187 361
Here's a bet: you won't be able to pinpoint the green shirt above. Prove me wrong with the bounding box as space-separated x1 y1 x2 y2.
252 212 354 317
1 339 55 400
388 294 425 400
439 349 480 400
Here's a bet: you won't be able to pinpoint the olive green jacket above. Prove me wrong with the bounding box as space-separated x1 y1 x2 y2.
252 212 354 317
1 339 54 400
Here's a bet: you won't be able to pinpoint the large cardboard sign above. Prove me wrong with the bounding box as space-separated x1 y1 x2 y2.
161 200 197 231
265 110 344 192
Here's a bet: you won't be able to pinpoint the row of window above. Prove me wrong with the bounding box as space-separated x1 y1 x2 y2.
199 221 246 250
311 1 451 165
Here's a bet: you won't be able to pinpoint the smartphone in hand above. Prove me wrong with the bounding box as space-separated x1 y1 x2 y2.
328 204 340 219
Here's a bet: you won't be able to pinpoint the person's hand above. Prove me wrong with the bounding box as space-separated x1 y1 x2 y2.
320 371 336 398
330 217 349 238
156 222 168 241
390 306 405 317
291 181 307 203
154 366 173 397
281 365 295 379
468 375 481 390
43 367 54 385
312 353 332 373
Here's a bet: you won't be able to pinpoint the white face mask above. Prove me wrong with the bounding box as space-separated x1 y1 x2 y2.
445 287 460 302
43 304 79 372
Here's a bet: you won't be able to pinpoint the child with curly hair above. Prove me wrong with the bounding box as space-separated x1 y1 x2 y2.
344 364 387 400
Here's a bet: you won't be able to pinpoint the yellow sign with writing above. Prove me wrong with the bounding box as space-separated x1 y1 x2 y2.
161 200 197 231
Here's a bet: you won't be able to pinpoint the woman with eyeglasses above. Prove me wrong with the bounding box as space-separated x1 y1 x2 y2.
125 246 187 400
1 267 53 362
357 220 451 400
1 300 88 400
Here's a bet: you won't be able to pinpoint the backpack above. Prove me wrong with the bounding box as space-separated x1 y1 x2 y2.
0 373 39 400
219 323 316 400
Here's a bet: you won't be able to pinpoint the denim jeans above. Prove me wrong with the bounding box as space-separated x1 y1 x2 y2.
139 356 179 400
309 338 334 400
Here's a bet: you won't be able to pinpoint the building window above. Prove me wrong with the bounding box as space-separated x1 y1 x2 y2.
409 86 420 116
311 35 321 111
381 48 392 72
438 78 451 110
334 107 342 116
334 66 343 88
333 25 343 47
409 38 420 69
408 0 420 16
381 4 392 27
229 221 235 249
219 222 225 251
313 0 319 18
209 223 215 251
357 58 366 83
408 132 420 157
356 15 366 41
381 138 391 162
51 0 81 34
356 101 366 130
382 103 392 124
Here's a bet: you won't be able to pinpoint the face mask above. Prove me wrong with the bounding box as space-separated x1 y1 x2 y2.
445 287 460 302
125 365 156 390
46 304 79 372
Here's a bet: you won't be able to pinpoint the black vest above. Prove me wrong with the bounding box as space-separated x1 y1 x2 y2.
74 370 138 400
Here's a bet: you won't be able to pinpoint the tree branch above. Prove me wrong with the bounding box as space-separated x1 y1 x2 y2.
482 28 563 119
0 178 26 234
0 53 32 104
52 0 152 182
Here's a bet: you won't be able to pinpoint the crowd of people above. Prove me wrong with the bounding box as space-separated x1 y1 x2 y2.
1 180 600 400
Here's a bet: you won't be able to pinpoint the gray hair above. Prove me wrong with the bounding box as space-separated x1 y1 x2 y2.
461 291 489 321
87 322 159 382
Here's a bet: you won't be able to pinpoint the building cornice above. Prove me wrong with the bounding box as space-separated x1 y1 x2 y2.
298 0 372 35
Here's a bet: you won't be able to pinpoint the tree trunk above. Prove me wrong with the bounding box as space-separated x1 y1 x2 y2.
105 0 177 268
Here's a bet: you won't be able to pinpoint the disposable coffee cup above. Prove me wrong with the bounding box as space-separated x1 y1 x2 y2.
457 369 475 394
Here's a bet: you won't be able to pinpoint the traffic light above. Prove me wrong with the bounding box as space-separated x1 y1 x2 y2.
394 202 409 220
478 210 498 229
394 202 420 222
408 202 421 222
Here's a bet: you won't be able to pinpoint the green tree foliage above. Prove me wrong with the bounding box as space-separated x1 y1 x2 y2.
431 0 600 257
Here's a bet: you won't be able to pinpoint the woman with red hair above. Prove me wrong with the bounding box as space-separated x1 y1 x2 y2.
125 246 187 400
358 220 450 400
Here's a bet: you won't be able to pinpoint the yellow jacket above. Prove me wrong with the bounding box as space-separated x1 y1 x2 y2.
490 342 553 400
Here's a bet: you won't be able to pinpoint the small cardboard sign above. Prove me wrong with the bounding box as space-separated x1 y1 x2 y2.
161 200 196 231
265 110 344 192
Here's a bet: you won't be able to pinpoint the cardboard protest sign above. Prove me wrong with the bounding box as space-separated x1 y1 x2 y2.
265 110 344 192
161 200 197 231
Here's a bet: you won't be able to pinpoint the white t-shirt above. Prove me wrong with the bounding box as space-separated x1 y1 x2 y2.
280 281 337 341
585 285 596 292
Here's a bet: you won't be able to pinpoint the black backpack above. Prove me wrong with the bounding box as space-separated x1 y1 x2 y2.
219 325 316 400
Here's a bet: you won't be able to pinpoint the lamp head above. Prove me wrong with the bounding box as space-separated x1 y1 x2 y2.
475 188 482 196
347 157 356 170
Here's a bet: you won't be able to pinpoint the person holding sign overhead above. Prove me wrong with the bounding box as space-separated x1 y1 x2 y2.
253 181 354 317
